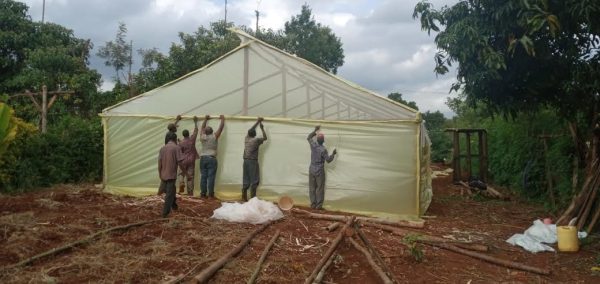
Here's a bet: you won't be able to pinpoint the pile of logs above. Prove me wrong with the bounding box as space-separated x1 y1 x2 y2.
293 209 551 282
557 159 600 233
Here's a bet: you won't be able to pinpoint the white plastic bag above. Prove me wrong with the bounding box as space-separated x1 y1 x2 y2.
211 197 284 224
506 219 588 253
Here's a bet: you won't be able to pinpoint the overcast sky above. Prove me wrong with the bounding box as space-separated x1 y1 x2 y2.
22 0 458 116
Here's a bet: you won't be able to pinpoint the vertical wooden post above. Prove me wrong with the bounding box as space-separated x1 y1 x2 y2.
465 132 472 180
542 137 556 208
478 131 484 181
243 47 249 116
482 131 488 182
453 131 461 183
281 67 287 117
41 85 48 133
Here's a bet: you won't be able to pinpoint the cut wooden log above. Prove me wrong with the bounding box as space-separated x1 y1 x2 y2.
426 242 551 275
194 222 272 283
304 218 354 284
364 222 489 252
348 238 393 284
325 222 341 232
558 159 599 225
3 218 169 270
247 230 280 284
162 257 216 284
576 167 600 230
586 203 600 234
313 252 337 284
292 208 424 229
354 225 397 283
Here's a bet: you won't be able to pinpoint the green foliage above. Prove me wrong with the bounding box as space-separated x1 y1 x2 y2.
402 234 424 262
422 110 452 162
0 115 103 192
97 22 132 82
283 4 345 74
387 92 418 110
0 102 17 155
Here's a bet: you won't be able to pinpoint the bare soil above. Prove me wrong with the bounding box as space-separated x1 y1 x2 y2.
1 168 599 283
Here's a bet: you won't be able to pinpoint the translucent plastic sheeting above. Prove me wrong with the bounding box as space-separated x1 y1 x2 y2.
102 116 423 219
103 30 417 121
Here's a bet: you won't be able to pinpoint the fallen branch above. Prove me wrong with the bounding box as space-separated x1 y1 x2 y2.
247 230 281 284
428 242 551 275
348 238 393 284
313 252 337 284
354 224 396 283
162 257 216 284
3 218 168 270
304 218 354 284
292 208 424 229
364 222 488 252
193 222 272 283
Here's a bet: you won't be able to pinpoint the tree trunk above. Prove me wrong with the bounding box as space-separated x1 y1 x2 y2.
41 85 47 133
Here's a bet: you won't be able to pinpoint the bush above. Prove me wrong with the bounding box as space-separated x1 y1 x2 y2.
0 115 103 192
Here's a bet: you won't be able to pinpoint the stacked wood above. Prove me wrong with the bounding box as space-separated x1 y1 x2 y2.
458 181 505 199
557 159 600 233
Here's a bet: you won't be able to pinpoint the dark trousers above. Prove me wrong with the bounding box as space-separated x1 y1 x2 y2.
242 159 260 200
161 179 177 217
309 173 326 209
200 156 218 197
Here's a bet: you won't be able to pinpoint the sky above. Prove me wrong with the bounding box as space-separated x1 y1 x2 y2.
21 0 459 116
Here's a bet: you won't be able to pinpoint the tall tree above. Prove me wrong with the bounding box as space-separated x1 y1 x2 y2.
387 92 418 110
283 4 345 74
97 22 132 83
413 0 600 164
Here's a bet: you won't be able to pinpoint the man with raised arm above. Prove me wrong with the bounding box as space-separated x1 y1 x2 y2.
179 116 199 196
242 117 268 201
307 125 337 210
199 115 225 198
158 114 182 195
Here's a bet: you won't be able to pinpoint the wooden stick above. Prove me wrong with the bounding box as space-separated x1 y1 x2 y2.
194 222 272 283
292 208 424 229
348 238 393 284
313 252 336 284
586 200 600 234
558 159 599 225
577 168 600 230
304 218 354 284
2 218 168 270
325 222 341 232
364 222 488 252
162 257 216 284
427 242 551 275
354 225 397 283
247 230 281 284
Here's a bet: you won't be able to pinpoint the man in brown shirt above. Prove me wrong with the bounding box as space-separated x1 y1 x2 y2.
242 117 267 201
179 116 199 196
159 132 184 218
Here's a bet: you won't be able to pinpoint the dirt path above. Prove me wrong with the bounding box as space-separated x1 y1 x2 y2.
1 172 599 283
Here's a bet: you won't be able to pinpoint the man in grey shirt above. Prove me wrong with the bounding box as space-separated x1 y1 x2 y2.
158 132 184 217
199 114 225 198
242 117 267 201
307 125 337 210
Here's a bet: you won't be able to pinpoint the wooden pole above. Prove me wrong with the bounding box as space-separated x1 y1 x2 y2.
348 238 393 284
557 159 599 225
3 218 168 269
242 47 249 116
247 230 280 284
355 225 397 282
313 251 336 284
194 222 271 283
426 242 551 275
292 208 425 229
364 222 489 252
466 132 472 180
304 218 354 284
482 131 488 182
453 131 461 183
325 222 341 232
41 85 47 133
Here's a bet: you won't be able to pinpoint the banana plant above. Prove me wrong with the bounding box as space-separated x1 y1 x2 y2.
0 102 18 156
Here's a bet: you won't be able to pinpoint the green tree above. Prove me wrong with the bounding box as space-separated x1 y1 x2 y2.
283 4 344 74
387 92 418 110
97 22 132 83
422 110 452 162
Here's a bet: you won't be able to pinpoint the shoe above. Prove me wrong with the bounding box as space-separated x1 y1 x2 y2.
200 194 207 198
172 205 178 211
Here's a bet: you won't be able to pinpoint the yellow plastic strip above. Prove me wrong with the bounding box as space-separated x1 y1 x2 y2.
415 115 422 216
102 117 109 187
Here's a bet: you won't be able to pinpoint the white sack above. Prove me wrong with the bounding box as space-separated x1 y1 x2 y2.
506 219 588 253
211 197 284 224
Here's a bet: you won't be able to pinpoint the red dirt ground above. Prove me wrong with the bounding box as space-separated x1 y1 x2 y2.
1 169 599 283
